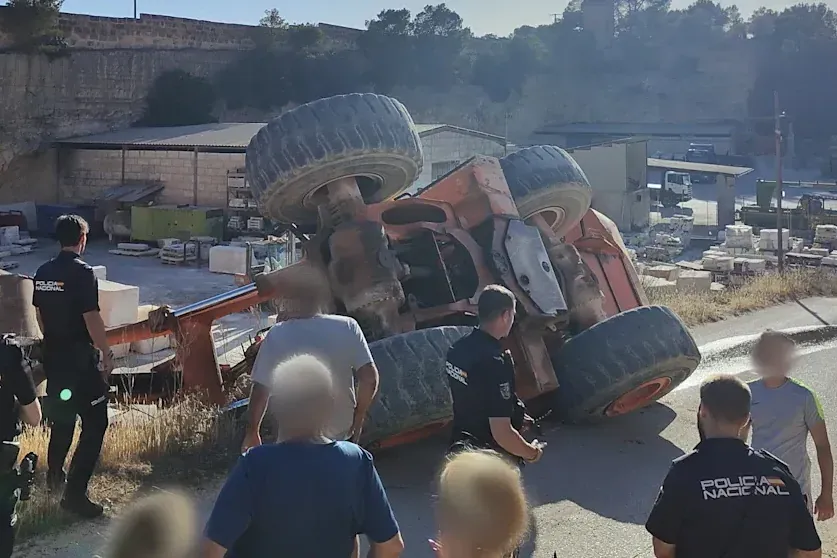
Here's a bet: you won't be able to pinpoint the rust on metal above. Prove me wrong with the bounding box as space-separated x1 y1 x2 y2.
605 377 672 417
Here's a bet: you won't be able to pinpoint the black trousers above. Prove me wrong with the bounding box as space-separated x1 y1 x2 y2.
0 491 14 558
43 343 110 499
46 395 108 498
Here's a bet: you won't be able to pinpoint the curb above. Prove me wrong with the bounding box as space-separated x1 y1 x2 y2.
700 325 837 363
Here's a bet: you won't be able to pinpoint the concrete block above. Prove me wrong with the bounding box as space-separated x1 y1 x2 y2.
98 279 140 328
644 265 679 281
209 245 251 275
676 270 712 291
91 265 107 280
724 225 753 248
131 304 172 354
702 255 734 271
710 282 726 292
642 276 677 294
111 342 131 359
0 226 20 245
822 256 837 268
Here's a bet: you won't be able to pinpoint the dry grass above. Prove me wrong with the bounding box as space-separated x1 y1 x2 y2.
646 269 837 327
14 396 239 539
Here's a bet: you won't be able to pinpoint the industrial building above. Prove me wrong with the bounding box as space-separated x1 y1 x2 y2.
528 121 740 157
52 122 508 208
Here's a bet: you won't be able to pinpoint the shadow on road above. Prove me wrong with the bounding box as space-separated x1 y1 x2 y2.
526 403 683 526
369 403 683 557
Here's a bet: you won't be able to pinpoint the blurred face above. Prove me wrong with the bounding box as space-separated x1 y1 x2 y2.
754 340 795 379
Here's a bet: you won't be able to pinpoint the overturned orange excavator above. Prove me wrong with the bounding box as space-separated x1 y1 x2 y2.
101 93 700 449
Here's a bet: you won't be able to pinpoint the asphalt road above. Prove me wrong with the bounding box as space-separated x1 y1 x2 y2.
16 297 837 558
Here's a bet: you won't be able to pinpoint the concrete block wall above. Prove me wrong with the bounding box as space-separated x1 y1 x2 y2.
405 131 507 195
60 149 244 207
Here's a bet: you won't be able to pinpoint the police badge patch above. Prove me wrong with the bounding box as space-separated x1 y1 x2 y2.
499 382 511 400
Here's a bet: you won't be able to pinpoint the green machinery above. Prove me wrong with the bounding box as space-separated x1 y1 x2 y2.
130 205 224 243
739 180 837 233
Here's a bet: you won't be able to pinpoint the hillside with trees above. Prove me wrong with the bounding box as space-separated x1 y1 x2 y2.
141 2 837 153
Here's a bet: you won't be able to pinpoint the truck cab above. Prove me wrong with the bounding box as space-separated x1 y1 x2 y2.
649 171 693 208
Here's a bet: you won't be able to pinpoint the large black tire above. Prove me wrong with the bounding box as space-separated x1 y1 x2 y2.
246 93 424 225
550 305 700 422
361 326 472 447
500 145 593 238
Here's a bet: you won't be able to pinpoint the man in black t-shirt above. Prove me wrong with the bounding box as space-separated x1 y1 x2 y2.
445 284 545 465
646 374 822 558
33 215 113 519
0 334 42 558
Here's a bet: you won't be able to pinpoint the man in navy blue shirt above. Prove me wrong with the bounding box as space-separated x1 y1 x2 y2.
202 355 404 558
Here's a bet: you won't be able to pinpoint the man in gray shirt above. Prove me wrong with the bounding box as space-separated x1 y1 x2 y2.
242 296 380 452
748 329 834 522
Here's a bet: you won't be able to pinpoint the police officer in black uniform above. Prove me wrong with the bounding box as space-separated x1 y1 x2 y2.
33 214 113 519
445 284 545 466
646 374 822 558
0 335 42 558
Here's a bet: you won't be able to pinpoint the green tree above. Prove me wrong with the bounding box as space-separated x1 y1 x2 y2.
138 70 217 127
357 9 415 92
1 0 67 54
409 4 471 89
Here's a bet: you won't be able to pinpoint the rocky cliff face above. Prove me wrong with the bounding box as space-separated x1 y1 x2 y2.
0 11 756 204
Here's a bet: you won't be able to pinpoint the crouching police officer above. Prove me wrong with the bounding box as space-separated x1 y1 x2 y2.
445 284 545 466
646 374 822 558
33 215 113 519
1 335 42 558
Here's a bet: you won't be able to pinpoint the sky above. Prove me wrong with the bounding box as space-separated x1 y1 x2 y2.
13 0 837 36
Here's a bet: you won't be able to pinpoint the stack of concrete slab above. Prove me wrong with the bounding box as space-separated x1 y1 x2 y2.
733 257 767 273
99 279 140 358
644 264 679 281
676 270 712 291
815 225 837 244
822 251 837 267
725 225 754 249
160 242 197 264
0 226 20 245
803 247 830 257
758 229 791 251
642 275 677 294
702 254 734 271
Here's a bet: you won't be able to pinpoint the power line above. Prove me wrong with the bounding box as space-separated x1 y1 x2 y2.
549 13 560 23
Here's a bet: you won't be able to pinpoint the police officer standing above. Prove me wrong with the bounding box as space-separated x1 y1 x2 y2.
0 335 42 558
445 284 545 465
33 214 113 519
646 374 822 558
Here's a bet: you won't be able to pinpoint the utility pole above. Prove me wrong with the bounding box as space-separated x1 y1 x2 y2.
550 13 560 24
134 0 137 19
774 91 785 273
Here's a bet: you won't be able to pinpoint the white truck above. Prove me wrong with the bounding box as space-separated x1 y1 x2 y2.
649 171 693 208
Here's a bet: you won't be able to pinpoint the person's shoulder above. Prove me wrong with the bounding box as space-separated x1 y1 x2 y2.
786 377 819 399
333 440 373 459
753 447 794 474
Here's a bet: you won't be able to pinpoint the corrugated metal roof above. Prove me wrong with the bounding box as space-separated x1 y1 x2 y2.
647 157 754 177
56 122 500 149
57 123 267 149
533 121 739 137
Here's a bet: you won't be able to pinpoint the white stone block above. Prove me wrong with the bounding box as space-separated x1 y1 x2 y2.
111 342 131 359
702 255 734 271
131 304 172 354
822 256 837 267
209 245 251 275
91 265 107 280
98 279 140 328
724 225 753 248
642 276 677 293
644 265 679 281
676 270 712 291
0 226 19 245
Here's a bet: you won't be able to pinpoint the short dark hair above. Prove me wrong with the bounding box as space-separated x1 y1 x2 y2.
700 375 751 424
478 284 515 322
54 214 89 247
752 329 794 366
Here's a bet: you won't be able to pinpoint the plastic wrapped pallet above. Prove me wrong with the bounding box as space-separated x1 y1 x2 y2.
758 229 791 251
725 225 754 248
